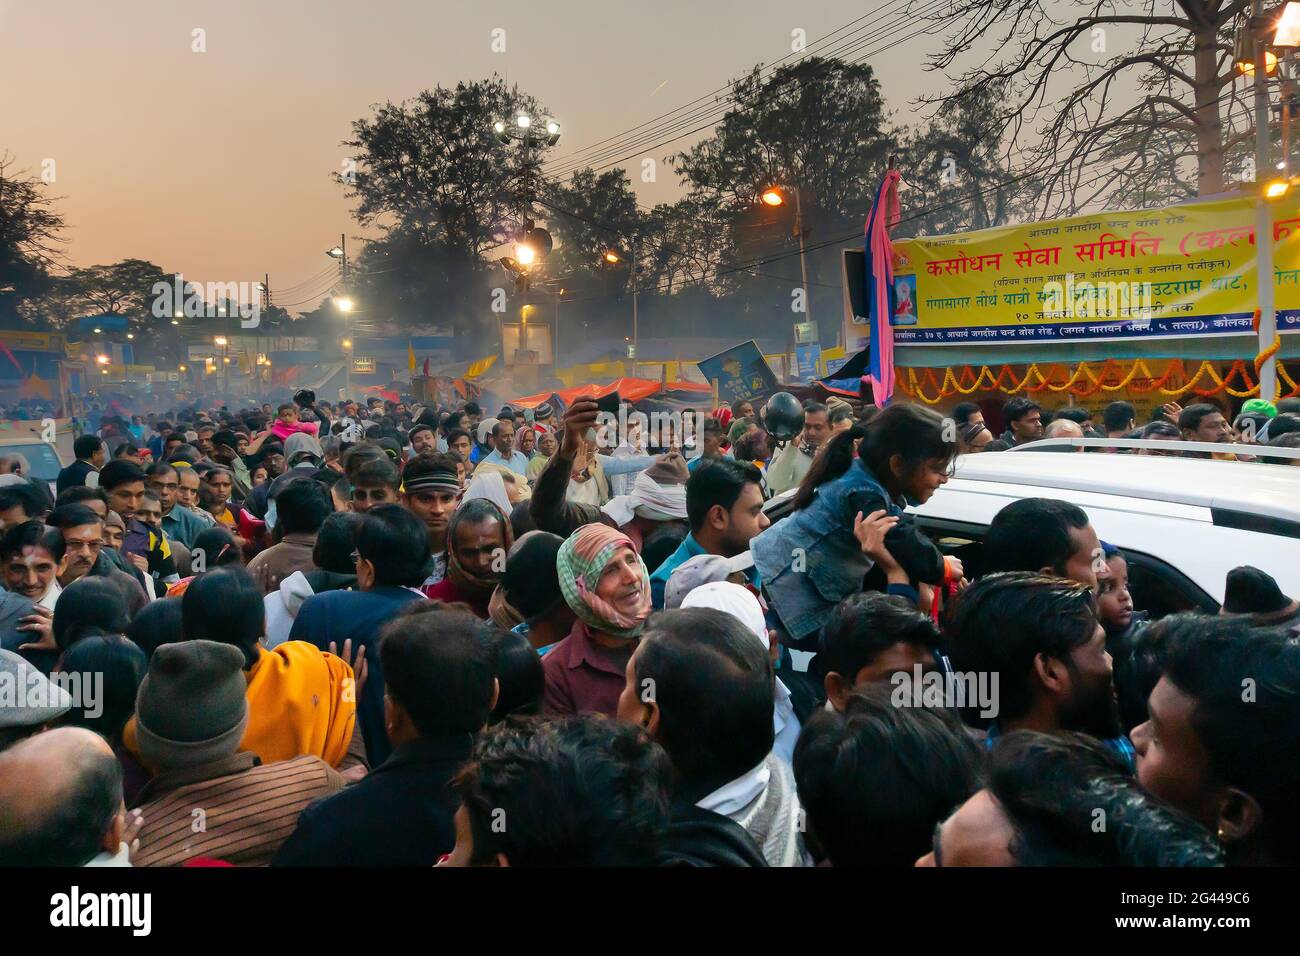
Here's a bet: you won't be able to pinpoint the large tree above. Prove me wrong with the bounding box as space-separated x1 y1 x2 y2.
543 167 643 292
62 259 171 320
672 58 891 227
639 196 733 296
340 76 554 350
27 259 171 335
0 153 66 329
896 82 1035 237
670 57 892 337
918 0 1254 213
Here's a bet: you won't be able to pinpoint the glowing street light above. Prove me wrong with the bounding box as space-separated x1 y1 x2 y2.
515 242 537 267
1266 178 1291 198
1237 49 1280 75
95 354 110 365
335 296 354 312
326 246 344 259
214 335 228 347
341 337 353 350
603 249 622 264
760 187 786 207
93 327 102 334
516 113 531 129
1278 1 1300 46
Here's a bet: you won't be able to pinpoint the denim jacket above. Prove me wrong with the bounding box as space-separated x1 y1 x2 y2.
751 458 944 641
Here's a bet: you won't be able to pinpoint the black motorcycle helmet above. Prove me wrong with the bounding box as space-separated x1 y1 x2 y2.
762 391 805 442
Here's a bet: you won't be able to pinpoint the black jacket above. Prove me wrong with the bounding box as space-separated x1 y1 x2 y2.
0 591 42 671
271 734 473 867
302 569 358 596
659 803 768 867
56 459 97 496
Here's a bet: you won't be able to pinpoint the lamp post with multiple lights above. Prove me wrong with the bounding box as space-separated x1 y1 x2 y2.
1235 0 1300 399
492 111 559 292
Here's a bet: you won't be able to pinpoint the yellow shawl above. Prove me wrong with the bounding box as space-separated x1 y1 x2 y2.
124 641 356 770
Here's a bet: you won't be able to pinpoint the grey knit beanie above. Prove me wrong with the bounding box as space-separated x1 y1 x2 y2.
135 640 248 771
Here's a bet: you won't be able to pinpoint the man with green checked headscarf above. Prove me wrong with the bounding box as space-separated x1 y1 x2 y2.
542 523 652 718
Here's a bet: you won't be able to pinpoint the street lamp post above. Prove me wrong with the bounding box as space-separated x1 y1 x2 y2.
1253 0 1280 402
1254 0 1300 401
215 335 229 395
335 300 356 403
553 287 565 362
762 184 813 379
327 235 348 281
792 188 812 329
328 238 353 400
341 335 354 399
631 236 639 363
601 246 641 362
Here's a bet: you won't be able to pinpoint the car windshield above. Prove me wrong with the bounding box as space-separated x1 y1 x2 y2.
1 443 62 482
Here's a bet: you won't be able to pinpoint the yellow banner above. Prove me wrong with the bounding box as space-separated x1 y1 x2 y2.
845 193 1300 348
0 331 64 352
465 353 498 378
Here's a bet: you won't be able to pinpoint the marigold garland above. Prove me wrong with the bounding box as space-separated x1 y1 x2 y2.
894 357 1299 405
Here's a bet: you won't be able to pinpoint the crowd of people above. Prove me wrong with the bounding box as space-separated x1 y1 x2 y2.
0 382 1295 868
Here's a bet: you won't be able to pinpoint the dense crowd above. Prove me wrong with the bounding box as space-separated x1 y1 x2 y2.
0 385 1295 868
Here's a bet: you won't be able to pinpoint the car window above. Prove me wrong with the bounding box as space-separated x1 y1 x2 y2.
0 443 62 481
1123 551 1217 616
911 516 1218 618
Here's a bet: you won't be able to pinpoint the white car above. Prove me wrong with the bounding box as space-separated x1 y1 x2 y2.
763 441 1300 614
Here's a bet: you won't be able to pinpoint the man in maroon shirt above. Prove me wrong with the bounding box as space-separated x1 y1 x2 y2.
542 523 652 717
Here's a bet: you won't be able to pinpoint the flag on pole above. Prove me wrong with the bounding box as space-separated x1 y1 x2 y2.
465 354 498 378
407 341 417 374
422 356 430 377
863 167 901 406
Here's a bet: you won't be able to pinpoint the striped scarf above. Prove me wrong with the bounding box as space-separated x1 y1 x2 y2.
557 524 651 640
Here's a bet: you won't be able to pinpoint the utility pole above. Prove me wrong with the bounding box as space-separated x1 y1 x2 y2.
1255 0 1279 401
339 235 351 401
631 236 639 365
794 186 812 328
554 288 562 363
260 274 269 389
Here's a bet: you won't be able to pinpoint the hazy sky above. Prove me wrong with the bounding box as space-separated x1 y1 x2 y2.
1 0 947 310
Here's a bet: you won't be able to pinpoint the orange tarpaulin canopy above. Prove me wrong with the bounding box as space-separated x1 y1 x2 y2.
360 385 400 403
511 377 710 409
